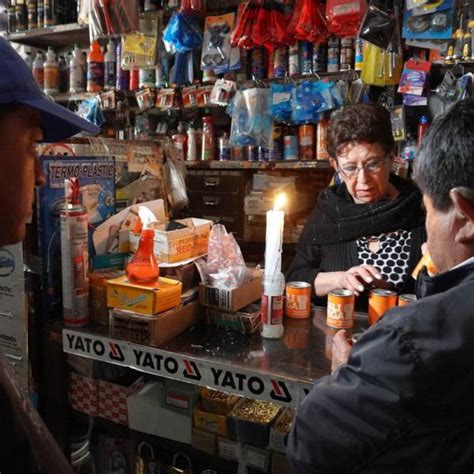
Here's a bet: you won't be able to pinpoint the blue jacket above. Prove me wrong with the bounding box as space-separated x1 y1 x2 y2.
287 262 474 473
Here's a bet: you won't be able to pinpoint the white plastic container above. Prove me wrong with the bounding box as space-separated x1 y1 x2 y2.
69 45 85 93
32 51 45 89
103 39 116 90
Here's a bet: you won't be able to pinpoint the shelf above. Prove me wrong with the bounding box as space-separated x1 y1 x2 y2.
185 160 331 170
6 23 89 49
62 308 368 408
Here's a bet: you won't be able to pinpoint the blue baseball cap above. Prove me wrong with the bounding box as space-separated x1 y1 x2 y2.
0 38 100 143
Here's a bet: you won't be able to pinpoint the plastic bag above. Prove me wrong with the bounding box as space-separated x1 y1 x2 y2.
289 0 328 43
162 144 188 212
358 0 395 49
270 83 294 123
206 224 250 290
327 0 367 38
163 12 203 53
77 97 105 128
291 81 334 124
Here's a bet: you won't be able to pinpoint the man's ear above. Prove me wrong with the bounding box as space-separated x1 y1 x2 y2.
450 190 474 244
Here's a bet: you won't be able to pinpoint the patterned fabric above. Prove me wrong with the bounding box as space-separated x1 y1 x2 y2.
357 229 412 289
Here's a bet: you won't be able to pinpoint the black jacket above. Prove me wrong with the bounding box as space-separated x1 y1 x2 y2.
286 175 426 305
287 262 474 474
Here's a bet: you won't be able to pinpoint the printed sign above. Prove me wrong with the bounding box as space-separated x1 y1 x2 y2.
63 329 312 408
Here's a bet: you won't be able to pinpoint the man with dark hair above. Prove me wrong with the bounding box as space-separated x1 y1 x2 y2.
287 99 474 473
0 38 99 473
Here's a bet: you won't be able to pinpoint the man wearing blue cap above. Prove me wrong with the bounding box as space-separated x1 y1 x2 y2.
0 38 99 473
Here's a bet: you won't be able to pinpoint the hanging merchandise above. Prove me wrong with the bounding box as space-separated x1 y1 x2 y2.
89 0 139 39
270 83 294 123
326 0 367 38
288 0 328 43
291 81 334 124
210 79 236 106
360 42 403 87
358 0 396 50
397 59 432 106
231 1 259 49
77 97 106 128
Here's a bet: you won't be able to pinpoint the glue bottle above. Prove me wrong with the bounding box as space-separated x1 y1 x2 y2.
261 272 285 339
126 229 159 285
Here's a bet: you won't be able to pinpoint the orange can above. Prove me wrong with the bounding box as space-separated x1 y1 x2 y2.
398 294 417 306
285 282 311 319
298 124 315 161
412 252 437 279
368 289 397 325
327 289 355 329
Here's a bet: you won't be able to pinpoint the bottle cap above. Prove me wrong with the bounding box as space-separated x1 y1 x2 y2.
419 115 428 124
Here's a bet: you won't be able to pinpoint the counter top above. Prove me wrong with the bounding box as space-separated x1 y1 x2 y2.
63 307 367 407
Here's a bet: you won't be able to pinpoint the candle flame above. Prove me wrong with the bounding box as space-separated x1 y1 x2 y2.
273 193 287 211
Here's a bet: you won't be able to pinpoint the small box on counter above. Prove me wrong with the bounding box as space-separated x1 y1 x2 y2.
97 376 144 426
245 445 271 472
199 271 262 312
127 382 193 444
160 261 200 293
193 403 228 438
129 218 213 263
271 452 292 474
107 276 182 316
227 399 282 449
205 303 261 334
110 301 200 347
160 380 200 415
69 372 99 417
90 269 125 326
192 428 217 456
269 408 294 454
201 388 240 415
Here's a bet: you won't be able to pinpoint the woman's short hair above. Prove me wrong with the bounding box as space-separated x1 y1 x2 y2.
327 103 395 158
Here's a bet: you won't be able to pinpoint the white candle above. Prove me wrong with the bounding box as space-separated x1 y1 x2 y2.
264 193 286 283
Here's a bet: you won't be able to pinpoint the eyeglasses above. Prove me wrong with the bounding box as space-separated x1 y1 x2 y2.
337 157 388 179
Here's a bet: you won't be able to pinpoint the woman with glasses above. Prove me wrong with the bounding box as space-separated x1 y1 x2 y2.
286 103 426 307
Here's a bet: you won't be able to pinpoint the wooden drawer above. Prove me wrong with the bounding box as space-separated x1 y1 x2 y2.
187 170 248 194
188 190 244 214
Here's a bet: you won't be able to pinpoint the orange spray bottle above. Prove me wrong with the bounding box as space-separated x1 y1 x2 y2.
126 228 159 285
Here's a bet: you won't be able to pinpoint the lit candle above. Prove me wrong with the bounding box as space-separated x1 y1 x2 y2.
264 193 286 282
262 193 286 339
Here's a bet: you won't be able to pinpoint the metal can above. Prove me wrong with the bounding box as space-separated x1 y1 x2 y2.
398 294 417 307
316 117 330 160
327 37 340 73
340 37 354 71
288 44 299 77
300 41 313 76
298 124 315 161
283 135 298 161
327 289 355 329
285 282 311 319
312 43 327 73
232 145 243 161
257 146 269 162
218 136 231 161
243 144 258 162
354 38 365 71
368 289 397 325
250 47 266 80
273 47 288 79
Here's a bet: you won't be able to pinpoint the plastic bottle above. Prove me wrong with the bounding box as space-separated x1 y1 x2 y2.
401 135 417 161
32 51 45 89
116 41 130 91
104 39 116 90
126 229 159 285
417 115 429 148
87 40 104 93
201 116 216 161
69 45 85 93
172 122 187 161
58 55 69 93
43 47 59 95
186 124 197 161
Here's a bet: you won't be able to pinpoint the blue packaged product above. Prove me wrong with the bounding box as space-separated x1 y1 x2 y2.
271 83 293 123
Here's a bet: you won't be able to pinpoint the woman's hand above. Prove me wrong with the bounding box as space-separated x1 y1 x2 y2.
315 265 386 297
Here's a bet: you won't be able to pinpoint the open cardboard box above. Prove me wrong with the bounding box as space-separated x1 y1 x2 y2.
130 218 213 263
199 270 263 312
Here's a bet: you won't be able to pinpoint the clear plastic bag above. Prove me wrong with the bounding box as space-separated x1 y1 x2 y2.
162 142 188 212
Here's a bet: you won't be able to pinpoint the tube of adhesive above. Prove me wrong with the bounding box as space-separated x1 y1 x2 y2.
261 272 285 339
60 178 89 327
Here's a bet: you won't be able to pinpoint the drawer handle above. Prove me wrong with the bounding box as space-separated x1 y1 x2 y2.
204 177 220 187
203 196 220 206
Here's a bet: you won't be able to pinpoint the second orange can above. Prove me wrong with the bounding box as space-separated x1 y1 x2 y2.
368 289 397 325
285 281 311 319
327 289 355 329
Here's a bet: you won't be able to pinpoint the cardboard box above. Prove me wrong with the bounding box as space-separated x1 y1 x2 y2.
98 376 144 425
199 273 262 312
107 276 182 316
69 372 99 417
193 403 228 437
160 380 200 414
269 408 294 454
271 452 292 474
205 304 261 334
90 269 124 326
110 301 200 347
245 445 271 472
192 428 217 455
201 388 240 415
160 262 200 293
127 382 193 444
130 218 213 263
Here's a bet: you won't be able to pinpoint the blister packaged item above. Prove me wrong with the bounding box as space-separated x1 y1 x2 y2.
229 88 273 148
210 78 236 106
155 88 179 109
196 85 214 107
77 97 105 128
89 0 140 40
270 83 294 123
398 59 431 96
136 87 155 110
358 0 396 50
121 34 158 69
182 85 199 108
291 81 333 125
390 105 406 142
361 42 403 87
163 11 203 53
201 13 235 71
326 0 367 38
206 224 249 290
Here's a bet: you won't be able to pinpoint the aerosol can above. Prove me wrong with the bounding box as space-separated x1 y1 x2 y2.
60 178 89 327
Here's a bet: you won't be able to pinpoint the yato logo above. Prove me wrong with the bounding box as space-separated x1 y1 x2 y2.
108 342 125 362
270 380 292 404
0 249 15 277
182 359 202 381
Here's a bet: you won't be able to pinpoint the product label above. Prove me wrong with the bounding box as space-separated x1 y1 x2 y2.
87 62 104 90
261 294 283 325
104 61 116 88
44 66 59 91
